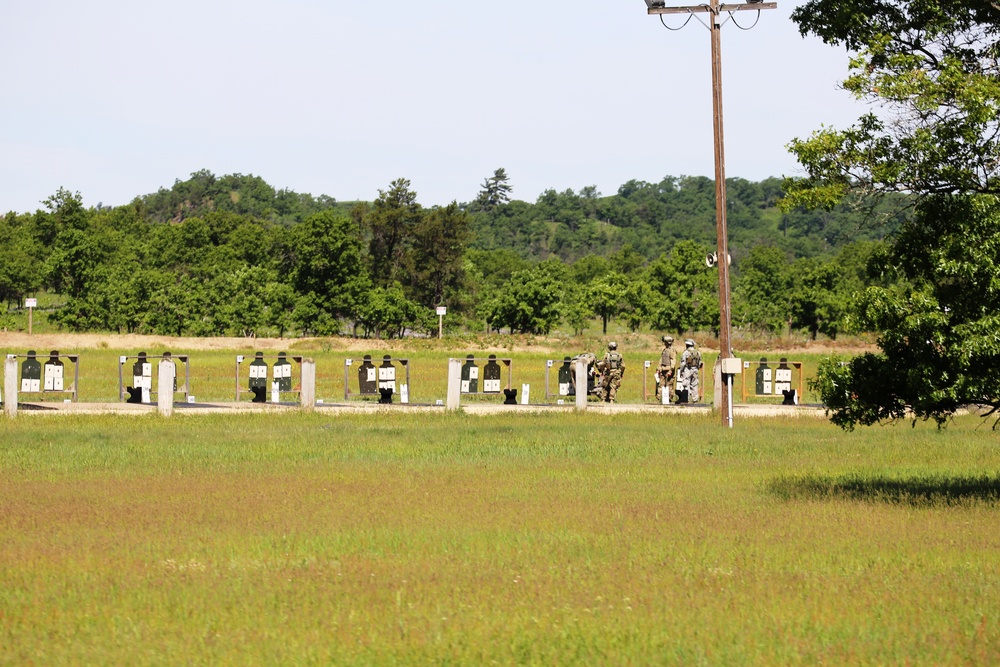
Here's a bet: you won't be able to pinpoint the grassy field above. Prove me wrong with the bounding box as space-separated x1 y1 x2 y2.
1 411 998 664
2 342 836 405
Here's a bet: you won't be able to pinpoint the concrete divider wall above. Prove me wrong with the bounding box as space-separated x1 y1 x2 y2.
4 357 17 418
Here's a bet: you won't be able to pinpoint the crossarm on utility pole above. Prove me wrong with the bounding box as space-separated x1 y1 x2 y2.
647 3 775 13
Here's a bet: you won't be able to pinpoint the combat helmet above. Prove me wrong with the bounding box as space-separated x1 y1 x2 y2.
685 338 695 347
608 341 618 350
662 335 673 344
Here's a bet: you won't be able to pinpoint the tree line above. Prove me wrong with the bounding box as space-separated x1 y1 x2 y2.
0 168 896 339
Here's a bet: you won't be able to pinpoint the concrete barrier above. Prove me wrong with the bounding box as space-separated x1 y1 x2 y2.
300 359 316 409
158 359 174 417
446 358 462 410
4 356 17 418
575 362 588 411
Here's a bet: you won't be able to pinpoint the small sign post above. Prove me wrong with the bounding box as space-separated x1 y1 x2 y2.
436 306 447 339
25 298 37 335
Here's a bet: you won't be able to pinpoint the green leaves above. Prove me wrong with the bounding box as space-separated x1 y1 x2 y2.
586 272 628 335
647 240 718 334
482 265 563 335
814 195 1000 426
787 1 1000 205
791 1 1000 426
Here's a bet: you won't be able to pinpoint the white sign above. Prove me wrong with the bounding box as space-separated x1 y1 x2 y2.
436 306 447 316
25 298 37 308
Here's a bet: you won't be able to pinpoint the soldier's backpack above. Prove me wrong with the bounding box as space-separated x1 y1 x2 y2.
608 352 623 370
685 350 701 368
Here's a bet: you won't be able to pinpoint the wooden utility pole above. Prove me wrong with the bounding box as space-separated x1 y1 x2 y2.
646 1 776 427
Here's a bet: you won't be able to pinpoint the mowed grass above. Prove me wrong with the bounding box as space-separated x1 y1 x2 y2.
1 412 998 665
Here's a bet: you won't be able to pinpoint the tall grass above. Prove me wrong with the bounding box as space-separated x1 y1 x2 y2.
1 412 997 664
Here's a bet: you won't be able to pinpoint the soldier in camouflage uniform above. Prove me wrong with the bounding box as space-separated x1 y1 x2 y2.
602 341 625 403
655 335 675 403
678 338 702 403
569 352 600 398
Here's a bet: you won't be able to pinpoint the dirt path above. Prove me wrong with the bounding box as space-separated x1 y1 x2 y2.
0 331 875 356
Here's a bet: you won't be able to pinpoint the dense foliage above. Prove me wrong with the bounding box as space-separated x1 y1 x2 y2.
0 168 895 338
792 0 1000 426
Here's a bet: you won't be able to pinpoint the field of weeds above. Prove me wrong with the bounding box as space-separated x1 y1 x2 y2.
1 411 998 664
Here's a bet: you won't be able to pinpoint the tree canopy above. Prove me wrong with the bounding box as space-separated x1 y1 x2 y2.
790 0 1000 427
1 168 896 341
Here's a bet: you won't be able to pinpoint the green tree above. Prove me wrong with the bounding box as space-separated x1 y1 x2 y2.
408 202 471 308
288 210 370 334
790 1 1000 426
608 243 646 276
587 272 627 334
145 274 202 337
473 168 513 212
484 266 563 334
207 266 278 338
356 283 426 339
264 280 297 338
561 284 591 335
622 278 654 333
788 244 875 340
785 0 1000 208
788 258 844 340
813 196 1000 427
570 254 611 284
647 241 718 334
732 245 792 335
0 213 43 309
366 179 421 288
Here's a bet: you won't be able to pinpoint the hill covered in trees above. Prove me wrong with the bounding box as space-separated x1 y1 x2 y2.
0 169 905 339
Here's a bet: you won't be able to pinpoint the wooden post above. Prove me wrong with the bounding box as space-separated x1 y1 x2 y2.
157 359 174 417
436 306 447 340
4 357 18 418
300 359 316 410
24 297 37 336
646 1 777 427
713 357 723 409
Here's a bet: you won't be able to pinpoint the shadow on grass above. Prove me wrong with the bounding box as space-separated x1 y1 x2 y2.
768 474 1000 506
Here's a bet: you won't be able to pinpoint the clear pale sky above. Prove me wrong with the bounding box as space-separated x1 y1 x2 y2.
0 1 862 213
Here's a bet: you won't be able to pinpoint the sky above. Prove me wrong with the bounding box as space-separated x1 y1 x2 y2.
0 1 864 213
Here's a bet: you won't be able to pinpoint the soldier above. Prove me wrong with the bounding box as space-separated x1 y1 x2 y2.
655 335 675 403
602 341 625 403
678 338 702 403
